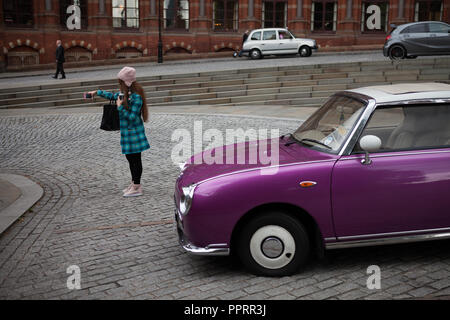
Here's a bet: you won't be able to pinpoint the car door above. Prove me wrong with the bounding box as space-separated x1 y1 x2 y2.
427 22 450 54
277 30 297 54
331 103 450 241
400 23 429 55
261 30 278 54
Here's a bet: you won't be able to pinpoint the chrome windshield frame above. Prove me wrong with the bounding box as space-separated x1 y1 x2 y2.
338 97 377 156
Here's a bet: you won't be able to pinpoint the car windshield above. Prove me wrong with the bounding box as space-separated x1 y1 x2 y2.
292 95 366 153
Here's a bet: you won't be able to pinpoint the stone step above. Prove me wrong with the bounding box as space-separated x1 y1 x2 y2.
0 71 363 104
4 66 447 105
2 73 447 110
1 56 449 109
219 96 328 107
146 89 336 107
2 63 448 102
0 75 375 108
1 56 448 96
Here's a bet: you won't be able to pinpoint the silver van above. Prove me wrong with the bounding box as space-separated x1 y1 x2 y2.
242 28 318 59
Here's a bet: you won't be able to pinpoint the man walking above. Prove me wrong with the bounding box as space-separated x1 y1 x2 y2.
53 40 66 79
233 30 250 58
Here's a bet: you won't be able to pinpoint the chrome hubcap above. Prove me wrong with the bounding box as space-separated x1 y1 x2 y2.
261 237 284 259
250 225 295 270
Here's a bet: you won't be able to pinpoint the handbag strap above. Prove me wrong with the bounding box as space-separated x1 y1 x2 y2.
109 91 116 105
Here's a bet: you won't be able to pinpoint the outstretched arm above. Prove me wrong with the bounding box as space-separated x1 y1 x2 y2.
94 90 120 100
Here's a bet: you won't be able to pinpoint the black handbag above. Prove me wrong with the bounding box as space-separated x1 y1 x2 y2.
100 97 120 131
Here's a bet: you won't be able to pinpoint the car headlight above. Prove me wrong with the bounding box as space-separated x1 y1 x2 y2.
179 184 196 216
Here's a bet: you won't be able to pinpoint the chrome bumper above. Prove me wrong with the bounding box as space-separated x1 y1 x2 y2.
175 210 230 256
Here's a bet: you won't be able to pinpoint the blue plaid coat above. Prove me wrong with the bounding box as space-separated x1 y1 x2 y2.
97 90 150 155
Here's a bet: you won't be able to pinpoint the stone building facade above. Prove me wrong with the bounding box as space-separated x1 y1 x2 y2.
0 0 448 69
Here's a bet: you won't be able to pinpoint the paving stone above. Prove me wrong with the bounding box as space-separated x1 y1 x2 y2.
408 287 436 298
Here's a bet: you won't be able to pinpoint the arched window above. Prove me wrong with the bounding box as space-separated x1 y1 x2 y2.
3 0 34 27
113 0 140 29
60 0 88 30
164 0 189 29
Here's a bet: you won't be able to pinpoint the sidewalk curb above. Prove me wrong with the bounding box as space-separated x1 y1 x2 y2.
0 173 43 235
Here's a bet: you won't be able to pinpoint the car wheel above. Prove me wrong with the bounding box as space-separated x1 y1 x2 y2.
299 46 312 57
250 49 262 60
389 45 406 60
237 212 310 276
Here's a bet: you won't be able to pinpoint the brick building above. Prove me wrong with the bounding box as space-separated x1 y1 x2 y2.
0 0 449 70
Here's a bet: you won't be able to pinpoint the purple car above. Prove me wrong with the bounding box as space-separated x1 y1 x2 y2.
174 82 450 276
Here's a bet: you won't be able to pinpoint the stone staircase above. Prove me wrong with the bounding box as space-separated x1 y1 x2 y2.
1 57 449 110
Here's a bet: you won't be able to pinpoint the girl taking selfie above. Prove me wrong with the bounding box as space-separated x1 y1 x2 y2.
87 67 150 197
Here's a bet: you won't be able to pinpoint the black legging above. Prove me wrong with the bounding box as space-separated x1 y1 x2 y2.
125 153 142 185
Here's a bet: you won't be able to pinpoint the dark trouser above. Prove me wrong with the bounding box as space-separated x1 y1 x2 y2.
55 61 65 78
125 152 142 185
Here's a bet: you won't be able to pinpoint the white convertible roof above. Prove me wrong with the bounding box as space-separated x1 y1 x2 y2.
347 82 450 104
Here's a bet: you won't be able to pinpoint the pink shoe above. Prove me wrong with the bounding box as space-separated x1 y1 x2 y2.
123 182 133 194
123 184 143 197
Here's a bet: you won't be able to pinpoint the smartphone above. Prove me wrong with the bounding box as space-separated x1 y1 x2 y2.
118 94 124 101
84 92 92 99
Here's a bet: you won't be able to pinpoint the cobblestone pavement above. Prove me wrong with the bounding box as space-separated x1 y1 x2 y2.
1 112 450 300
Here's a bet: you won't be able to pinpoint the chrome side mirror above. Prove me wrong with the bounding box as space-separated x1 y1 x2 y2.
359 135 382 165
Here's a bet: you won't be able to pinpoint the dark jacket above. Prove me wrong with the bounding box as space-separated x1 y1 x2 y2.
242 33 249 45
56 45 65 63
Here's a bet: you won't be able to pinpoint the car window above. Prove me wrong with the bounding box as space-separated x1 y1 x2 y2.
251 31 261 41
263 30 277 40
355 104 450 152
278 30 293 40
428 23 449 33
401 23 428 34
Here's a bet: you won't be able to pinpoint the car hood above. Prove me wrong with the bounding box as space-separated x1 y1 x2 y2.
177 138 337 186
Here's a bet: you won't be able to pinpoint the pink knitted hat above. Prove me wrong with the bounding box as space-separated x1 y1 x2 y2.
117 66 136 87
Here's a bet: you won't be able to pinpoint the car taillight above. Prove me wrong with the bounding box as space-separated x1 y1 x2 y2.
385 35 391 41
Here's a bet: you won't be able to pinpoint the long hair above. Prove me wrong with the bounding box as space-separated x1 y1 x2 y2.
118 79 149 122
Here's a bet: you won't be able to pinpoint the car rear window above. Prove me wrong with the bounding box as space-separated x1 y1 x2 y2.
401 23 428 34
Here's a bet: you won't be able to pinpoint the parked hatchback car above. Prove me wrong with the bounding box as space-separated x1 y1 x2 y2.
242 28 318 59
174 82 450 276
383 21 450 60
